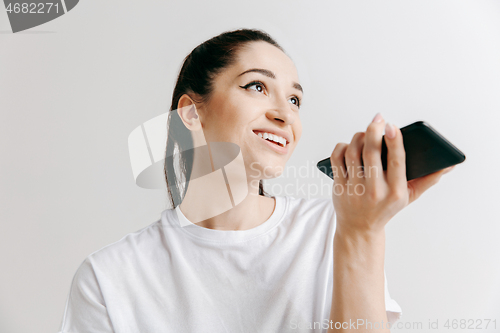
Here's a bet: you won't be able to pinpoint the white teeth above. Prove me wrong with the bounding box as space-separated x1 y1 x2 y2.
256 131 288 147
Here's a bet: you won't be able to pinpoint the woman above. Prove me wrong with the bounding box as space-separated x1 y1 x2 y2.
59 29 455 332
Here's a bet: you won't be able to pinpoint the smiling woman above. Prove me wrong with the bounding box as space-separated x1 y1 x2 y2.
166 34 306 231
58 28 430 333
166 36 303 213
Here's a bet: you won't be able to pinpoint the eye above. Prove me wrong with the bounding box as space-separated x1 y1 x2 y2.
289 96 301 108
240 81 266 94
239 81 302 109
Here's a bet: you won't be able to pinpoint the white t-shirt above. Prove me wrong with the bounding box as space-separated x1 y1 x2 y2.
59 196 402 333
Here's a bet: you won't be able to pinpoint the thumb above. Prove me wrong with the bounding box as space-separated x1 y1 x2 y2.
407 166 455 204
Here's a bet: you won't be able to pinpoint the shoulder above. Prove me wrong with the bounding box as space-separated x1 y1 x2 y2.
279 196 335 228
67 213 179 295
83 217 166 272
283 195 334 216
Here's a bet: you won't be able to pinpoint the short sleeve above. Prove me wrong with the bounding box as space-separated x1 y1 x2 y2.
58 258 114 333
384 269 403 325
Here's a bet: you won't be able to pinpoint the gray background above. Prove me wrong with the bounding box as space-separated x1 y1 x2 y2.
1 0 499 332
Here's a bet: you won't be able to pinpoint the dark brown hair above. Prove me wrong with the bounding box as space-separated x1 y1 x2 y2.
164 28 285 208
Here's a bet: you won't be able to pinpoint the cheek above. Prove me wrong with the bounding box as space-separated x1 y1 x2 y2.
218 104 254 132
206 108 251 141
215 97 240 120
294 122 303 142
203 101 233 129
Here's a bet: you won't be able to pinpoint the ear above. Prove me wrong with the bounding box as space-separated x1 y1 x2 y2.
177 94 202 131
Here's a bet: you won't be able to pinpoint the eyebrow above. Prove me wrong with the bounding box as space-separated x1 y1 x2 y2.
237 68 303 94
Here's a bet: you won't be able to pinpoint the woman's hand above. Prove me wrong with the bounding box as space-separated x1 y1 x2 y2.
330 113 455 235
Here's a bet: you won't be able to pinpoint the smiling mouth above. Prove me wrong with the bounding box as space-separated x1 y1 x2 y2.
252 130 287 148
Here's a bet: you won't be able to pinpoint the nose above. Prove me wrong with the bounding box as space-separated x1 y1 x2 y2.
266 95 295 125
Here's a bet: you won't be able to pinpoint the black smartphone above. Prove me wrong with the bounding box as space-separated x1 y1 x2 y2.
316 121 466 181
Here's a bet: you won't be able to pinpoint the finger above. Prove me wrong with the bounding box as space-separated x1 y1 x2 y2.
344 132 365 180
384 123 407 192
442 165 456 174
330 143 349 185
362 113 386 190
406 167 451 204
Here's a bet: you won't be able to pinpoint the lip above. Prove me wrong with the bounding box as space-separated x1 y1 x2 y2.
253 130 289 155
252 128 292 144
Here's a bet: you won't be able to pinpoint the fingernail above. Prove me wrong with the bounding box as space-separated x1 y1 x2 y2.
372 113 383 123
385 123 396 139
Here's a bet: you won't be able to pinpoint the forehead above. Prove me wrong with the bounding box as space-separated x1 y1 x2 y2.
228 41 299 82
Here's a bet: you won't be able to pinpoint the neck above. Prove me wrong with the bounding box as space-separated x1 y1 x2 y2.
178 141 275 230
179 172 275 231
